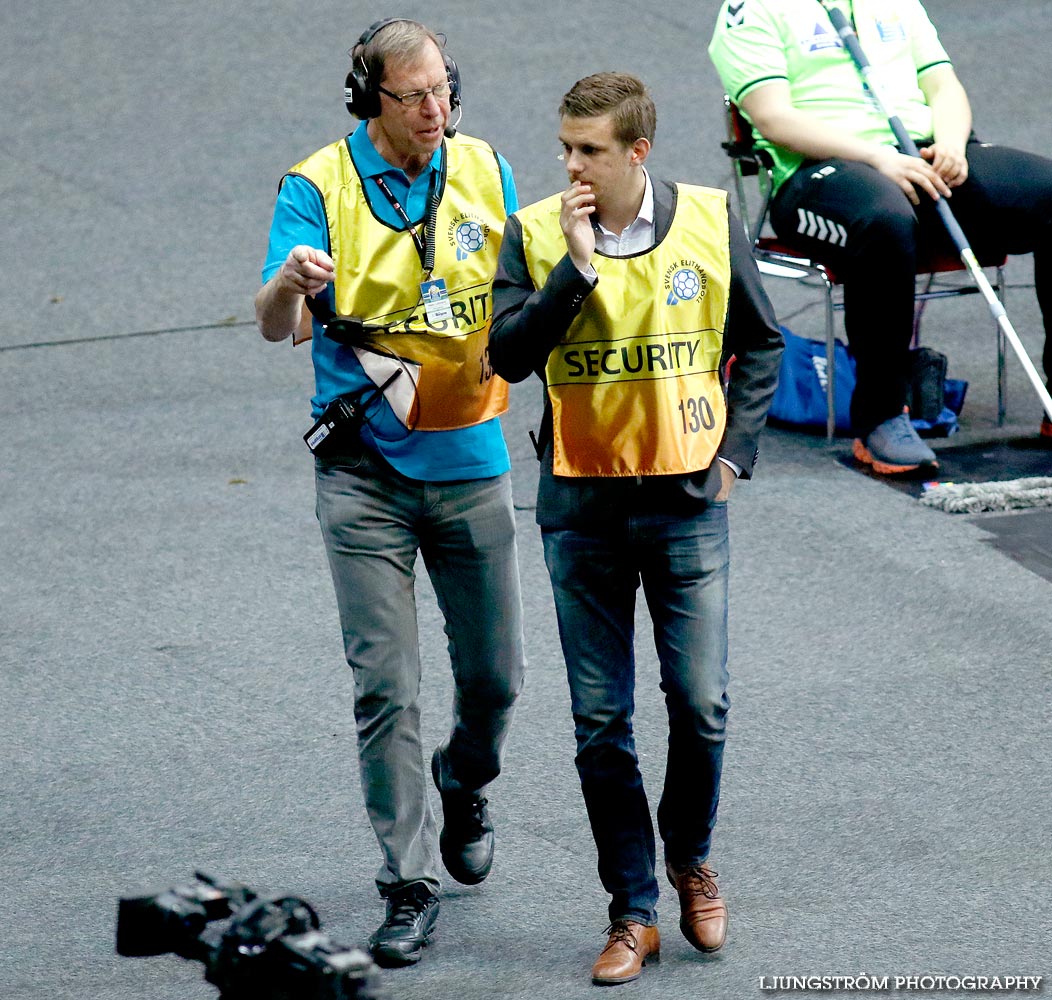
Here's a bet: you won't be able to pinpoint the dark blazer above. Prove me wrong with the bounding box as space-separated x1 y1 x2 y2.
489 176 784 530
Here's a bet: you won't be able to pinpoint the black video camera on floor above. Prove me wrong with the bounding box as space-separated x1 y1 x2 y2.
116 871 387 1000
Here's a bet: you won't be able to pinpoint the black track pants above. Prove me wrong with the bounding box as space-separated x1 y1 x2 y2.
770 140 1052 436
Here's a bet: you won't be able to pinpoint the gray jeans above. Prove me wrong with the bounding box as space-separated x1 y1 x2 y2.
315 449 525 896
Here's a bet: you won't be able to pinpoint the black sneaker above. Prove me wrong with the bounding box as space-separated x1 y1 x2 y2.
431 747 495 885
368 882 439 968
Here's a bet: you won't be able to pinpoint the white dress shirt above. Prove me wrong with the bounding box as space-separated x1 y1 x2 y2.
578 170 656 280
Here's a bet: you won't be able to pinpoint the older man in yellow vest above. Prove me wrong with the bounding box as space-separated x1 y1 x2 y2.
491 73 783 986
255 18 524 969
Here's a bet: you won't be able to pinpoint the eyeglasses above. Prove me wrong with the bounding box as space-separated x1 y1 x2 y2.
377 81 451 108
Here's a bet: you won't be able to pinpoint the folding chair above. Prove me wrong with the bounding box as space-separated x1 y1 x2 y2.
722 96 1008 440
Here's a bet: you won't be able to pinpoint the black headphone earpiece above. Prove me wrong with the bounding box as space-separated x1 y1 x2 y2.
444 53 462 113
344 18 462 121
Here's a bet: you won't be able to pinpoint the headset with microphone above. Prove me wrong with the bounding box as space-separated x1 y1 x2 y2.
344 17 462 137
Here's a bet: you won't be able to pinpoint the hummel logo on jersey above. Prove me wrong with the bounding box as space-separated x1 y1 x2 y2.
726 1 745 28
797 209 847 247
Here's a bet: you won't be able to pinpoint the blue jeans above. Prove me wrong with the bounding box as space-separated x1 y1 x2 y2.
316 448 525 896
542 502 730 925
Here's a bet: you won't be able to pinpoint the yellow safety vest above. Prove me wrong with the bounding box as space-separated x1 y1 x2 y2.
518 184 731 477
290 134 509 431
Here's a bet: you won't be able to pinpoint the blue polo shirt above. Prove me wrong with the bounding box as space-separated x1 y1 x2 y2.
262 124 518 481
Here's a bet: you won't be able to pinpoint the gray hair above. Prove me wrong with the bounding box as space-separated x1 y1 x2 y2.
353 19 443 87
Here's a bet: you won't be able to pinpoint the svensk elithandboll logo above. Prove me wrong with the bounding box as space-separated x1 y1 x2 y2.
665 263 707 306
449 215 489 260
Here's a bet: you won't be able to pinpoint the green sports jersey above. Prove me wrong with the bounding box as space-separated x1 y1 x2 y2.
708 0 951 191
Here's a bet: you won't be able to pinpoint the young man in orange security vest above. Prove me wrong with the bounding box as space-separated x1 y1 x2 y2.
490 73 783 986
255 19 524 969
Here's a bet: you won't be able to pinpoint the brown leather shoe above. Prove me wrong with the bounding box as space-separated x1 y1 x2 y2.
666 862 728 952
590 920 660 985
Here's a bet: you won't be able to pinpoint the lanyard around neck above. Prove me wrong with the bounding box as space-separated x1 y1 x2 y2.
373 157 443 276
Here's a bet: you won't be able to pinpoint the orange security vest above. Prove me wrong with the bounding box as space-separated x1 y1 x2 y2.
517 184 731 476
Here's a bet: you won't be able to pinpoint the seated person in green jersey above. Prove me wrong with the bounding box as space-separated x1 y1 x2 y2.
710 0 1052 473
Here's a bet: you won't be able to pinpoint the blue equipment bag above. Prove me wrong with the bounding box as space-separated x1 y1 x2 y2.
768 326 855 433
767 327 968 436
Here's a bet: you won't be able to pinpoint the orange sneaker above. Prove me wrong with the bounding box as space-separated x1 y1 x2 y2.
853 412 938 475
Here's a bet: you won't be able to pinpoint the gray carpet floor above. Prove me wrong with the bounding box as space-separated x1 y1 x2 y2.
3 3 1050 998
